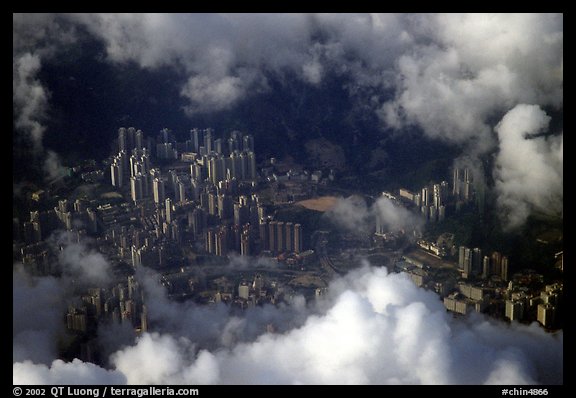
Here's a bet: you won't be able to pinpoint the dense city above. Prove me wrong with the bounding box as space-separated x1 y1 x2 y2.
13 126 563 364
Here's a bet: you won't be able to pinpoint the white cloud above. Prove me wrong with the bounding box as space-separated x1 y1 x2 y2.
494 104 563 229
327 195 422 235
13 14 562 227
57 240 113 286
13 52 48 153
326 195 372 233
381 13 562 155
13 266 65 365
14 264 562 385
14 359 126 385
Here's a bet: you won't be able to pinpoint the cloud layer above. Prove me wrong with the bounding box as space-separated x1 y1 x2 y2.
12 13 562 228
494 104 563 229
14 263 562 385
327 195 423 234
13 236 114 366
13 14 563 385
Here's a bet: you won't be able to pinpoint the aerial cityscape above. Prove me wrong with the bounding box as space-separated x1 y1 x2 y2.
13 13 563 385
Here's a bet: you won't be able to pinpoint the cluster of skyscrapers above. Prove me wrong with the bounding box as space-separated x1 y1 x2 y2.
106 127 304 269
259 220 303 254
398 166 476 224
458 246 509 281
504 279 562 329
66 276 147 334
452 167 473 201
398 181 449 223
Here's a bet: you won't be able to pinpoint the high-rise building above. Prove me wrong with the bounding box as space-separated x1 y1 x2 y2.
207 192 218 216
140 304 148 332
241 229 251 256
463 180 471 201
168 170 179 194
463 247 472 278
421 187 429 207
440 181 449 201
268 221 278 253
165 198 173 224
152 178 165 204
230 131 242 148
453 167 460 197
205 228 215 254
234 203 249 226
433 184 442 208
491 251 502 276
215 227 228 256
190 207 207 236
156 142 177 160
208 155 226 184
218 194 233 220
229 151 242 180
277 221 285 253
131 158 146 179
239 152 248 181
376 212 386 235
472 248 482 276
458 246 466 269
135 129 144 150
227 137 237 154
243 134 254 152
177 180 187 204
129 155 138 178
482 255 491 279
214 138 223 154
294 223 302 254
464 168 471 183
127 127 136 151
118 127 127 152
191 128 203 152
246 151 256 180
501 256 509 281
438 205 446 222
111 160 123 188
537 303 555 328
238 283 250 300
505 299 524 321
190 163 204 182
429 206 437 222
259 220 269 251
204 128 213 154
131 174 144 203
257 204 266 221
285 222 294 253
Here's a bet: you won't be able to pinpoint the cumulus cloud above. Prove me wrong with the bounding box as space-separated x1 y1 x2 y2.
13 13 77 181
71 13 316 114
494 104 563 229
226 253 277 270
373 195 424 232
136 267 308 348
13 51 48 153
380 13 562 155
13 265 65 365
44 150 68 182
14 236 114 367
14 264 562 385
14 359 126 385
56 238 113 286
13 13 562 226
326 195 372 233
327 195 422 235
